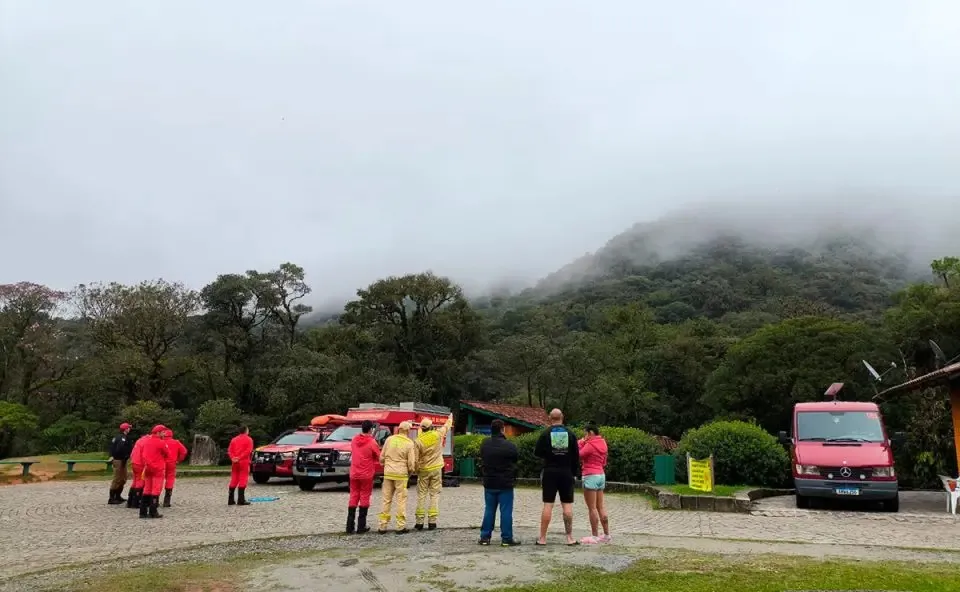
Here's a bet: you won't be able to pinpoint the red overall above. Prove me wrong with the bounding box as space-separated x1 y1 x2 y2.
227 433 254 488
164 438 188 490
348 432 381 508
130 436 150 489
141 435 170 497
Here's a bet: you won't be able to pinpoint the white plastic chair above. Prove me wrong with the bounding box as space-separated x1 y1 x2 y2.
938 475 960 514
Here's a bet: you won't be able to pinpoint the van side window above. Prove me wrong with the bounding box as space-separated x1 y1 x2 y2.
375 429 390 446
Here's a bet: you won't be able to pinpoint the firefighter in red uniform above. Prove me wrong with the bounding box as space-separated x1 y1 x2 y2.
346 420 381 534
162 429 189 507
139 425 171 519
227 425 254 506
126 431 152 509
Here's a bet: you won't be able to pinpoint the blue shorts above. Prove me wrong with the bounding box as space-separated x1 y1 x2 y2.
582 474 606 491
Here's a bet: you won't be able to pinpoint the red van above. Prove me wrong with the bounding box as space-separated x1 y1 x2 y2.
779 383 903 512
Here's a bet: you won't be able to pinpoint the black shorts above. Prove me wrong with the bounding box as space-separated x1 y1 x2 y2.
541 470 575 504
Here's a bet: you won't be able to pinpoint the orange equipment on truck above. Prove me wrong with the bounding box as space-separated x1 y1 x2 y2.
292 402 454 492
251 415 349 484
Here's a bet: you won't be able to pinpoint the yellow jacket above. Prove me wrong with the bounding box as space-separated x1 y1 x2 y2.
416 416 453 474
379 433 417 481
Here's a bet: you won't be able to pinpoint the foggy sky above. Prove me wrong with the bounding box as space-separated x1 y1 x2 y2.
2 0 959 307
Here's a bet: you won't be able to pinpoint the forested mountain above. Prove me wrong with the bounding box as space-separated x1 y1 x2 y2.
2 220 959 486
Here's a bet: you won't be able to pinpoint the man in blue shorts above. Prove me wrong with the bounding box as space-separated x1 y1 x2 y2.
534 408 580 545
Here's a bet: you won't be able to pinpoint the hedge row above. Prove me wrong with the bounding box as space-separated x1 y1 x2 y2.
673 420 790 488
455 419 790 488
454 426 666 484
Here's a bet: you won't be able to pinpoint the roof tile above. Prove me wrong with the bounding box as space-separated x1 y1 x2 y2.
460 401 550 426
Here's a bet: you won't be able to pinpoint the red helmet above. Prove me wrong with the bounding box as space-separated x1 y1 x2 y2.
151 424 167 434
119 423 132 431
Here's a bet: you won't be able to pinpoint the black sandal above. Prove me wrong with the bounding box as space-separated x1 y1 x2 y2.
535 540 547 546
566 541 580 546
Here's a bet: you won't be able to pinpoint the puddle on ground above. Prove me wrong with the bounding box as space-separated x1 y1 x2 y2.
243 546 632 591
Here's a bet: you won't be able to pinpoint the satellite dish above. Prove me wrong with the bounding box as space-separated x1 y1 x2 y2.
931 340 947 368
862 360 881 381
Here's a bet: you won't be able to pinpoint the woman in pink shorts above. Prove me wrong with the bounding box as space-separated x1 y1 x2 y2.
578 424 611 544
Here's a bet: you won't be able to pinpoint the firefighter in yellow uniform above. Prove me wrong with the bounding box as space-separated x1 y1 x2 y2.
414 414 454 530
378 420 418 534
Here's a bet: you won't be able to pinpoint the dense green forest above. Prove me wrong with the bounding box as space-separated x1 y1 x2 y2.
1 229 959 486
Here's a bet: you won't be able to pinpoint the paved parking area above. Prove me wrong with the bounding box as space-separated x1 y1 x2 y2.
2 478 960 579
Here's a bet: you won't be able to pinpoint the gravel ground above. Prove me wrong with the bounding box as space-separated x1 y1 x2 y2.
5 528 960 592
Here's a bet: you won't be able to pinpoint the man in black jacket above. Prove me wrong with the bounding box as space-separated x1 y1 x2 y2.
108 423 134 505
478 420 521 546
534 408 579 545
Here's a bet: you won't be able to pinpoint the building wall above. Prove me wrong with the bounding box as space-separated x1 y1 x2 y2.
464 411 538 438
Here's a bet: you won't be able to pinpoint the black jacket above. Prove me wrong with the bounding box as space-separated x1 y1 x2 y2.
534 425 579 474
479 433 518 490
109 433 133 461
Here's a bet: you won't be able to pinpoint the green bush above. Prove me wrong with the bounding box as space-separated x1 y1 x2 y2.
41 413 106 454
460 426 666 483
674 420 789 487
0 401 39 458
117 401 184 438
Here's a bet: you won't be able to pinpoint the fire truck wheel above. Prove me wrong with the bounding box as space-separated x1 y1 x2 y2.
297 479 317 492
252 474 270 485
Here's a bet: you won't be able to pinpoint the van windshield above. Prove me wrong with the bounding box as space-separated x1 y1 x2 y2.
325 426 363 442
796 411 885 442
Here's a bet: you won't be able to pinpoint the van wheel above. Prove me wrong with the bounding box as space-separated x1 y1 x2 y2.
881 494 899 512
252 474 270 485
795 494 810 509
298 479 317 492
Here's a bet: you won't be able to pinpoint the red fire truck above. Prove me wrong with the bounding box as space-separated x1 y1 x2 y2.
251 415 348 484
292 402 454 491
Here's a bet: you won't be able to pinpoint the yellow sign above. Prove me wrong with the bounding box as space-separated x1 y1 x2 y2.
687 454 713 493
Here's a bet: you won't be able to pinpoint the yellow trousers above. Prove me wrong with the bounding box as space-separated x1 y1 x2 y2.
378 477 409 531
414 469 443 525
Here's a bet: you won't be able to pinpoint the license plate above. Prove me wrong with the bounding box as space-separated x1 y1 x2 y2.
307 470 325 477
834 487 860 496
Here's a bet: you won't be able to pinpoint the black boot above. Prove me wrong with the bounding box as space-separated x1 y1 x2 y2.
128 488 141 509
139 494 149 519
149 496 163 519
117 488 126 504
162 489 172 508
237 488 251 506
357 507 370 534
108 489 119 505
228 487 236 506
346 507 356 534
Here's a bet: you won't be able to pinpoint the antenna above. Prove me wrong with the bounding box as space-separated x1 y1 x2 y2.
862 360 881 381
930 340 960 367
824 382 844 400
931 340 947 368
861 359 898 395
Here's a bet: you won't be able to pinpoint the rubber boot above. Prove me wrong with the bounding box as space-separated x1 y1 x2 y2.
107 489 119 505
228 487 236 506
346 507 356 534
237 488 251 506
149 496 163 519
128 488 141 509
138 494 149 519
162 489 172 508
357 507 370 534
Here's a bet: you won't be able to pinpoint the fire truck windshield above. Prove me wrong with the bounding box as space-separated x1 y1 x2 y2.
325 425 363 442
274 433 317 446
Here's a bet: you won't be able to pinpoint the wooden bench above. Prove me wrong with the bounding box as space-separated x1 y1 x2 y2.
0 460 38 477
60 459 112 473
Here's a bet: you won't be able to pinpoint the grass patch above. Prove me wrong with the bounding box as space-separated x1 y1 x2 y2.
69 562 239 592
661 484 750 497
505 552 960 592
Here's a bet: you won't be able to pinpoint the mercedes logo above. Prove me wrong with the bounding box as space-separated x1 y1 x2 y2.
839 467 852 478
